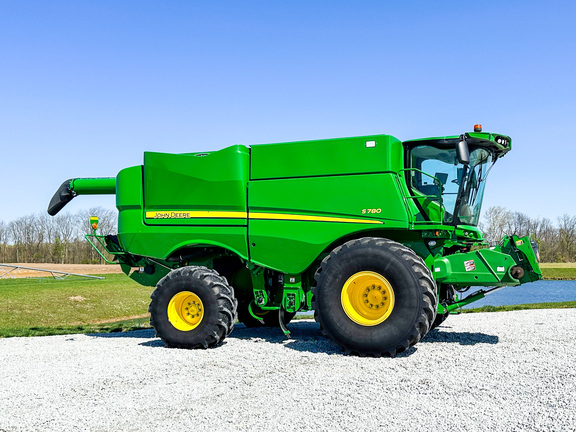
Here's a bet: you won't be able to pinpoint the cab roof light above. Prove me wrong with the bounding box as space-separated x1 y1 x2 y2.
474 124 482 132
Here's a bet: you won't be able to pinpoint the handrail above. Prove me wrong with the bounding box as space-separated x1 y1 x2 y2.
85 234 124 265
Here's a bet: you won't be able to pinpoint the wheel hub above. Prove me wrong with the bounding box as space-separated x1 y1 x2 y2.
341 271 395 326
167 291 204 331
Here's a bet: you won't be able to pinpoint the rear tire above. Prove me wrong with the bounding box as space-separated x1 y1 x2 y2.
149 266 237 349
313 237 437 357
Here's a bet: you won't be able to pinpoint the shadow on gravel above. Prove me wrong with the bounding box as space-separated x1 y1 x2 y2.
87 321 498 353
139 339 166 347
89 329 165 347
230 320 321 339
231 321 346 355
89 329 156 339
424 327 499 345
229 322 422 357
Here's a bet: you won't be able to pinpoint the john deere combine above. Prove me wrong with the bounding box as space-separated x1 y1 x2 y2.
48 125 541 356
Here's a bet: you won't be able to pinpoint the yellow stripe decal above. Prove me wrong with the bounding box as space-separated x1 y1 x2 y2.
146 211 248 219
250 213 383 225
145 210 383 225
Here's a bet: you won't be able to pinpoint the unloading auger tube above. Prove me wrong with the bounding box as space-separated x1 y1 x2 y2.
48 177 116 216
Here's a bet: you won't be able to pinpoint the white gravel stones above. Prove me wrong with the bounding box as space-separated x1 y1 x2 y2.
0 309 575 431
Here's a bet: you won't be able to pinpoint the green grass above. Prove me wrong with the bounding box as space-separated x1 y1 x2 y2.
0 317 152 338
540 263 576 280
539 262 576 268
0 274 153 338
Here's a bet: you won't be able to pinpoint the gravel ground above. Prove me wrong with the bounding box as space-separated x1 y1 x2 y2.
0 309 575 432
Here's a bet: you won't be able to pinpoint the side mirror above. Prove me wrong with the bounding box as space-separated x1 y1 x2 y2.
456 134 470 165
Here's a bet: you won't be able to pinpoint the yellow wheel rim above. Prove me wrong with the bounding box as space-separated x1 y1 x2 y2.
341 271 395 326
167 291 204 331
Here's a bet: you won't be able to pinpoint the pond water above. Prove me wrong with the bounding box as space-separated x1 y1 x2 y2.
461 280 576 308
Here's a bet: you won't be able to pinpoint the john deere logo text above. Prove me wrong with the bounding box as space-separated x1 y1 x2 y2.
147 211 192 219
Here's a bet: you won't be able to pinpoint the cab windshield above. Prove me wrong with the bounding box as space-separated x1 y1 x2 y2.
409 145 495 226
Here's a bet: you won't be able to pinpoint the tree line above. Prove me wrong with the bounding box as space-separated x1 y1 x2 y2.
0 207 117 264
0 206 574 264
480 206 576 263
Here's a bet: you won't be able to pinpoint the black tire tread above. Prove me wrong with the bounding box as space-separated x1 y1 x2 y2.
149 266 237 349
312 237 437 357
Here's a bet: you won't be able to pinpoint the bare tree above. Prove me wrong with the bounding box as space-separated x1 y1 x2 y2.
482 207 576 263
9 215 44 262
77 207 118 236
557 214 576 262
53 212 79 263
37 213 58 244
531 217 558 262
480 206 513 244
0 220 9 262
510 211 532 237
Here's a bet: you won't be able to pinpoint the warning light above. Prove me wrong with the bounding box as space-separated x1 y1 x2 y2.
474 124 482 132
90 216 99 231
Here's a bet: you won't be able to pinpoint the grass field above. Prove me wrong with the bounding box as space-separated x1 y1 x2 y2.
539 263 576 268
539 262 576 280
0 274 153 338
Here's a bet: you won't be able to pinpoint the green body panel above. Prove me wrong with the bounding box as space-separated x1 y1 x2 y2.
116 164 249 261
248 173 409 273
497 235 542 283
434 247 520 286
116 166 143 212
249 173 408 220
119 222 249 263
249 220 381 273
433 233 541 287
454 225 484 241
143 145 249 226
250 134 403 179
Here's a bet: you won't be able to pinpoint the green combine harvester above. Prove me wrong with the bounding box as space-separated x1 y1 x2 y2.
48 124 541 356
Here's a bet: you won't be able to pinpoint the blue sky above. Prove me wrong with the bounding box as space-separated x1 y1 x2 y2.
0 1 574 223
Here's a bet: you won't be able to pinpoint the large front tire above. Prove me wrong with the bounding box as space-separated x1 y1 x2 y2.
313 237 437 357
149 266 237 349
